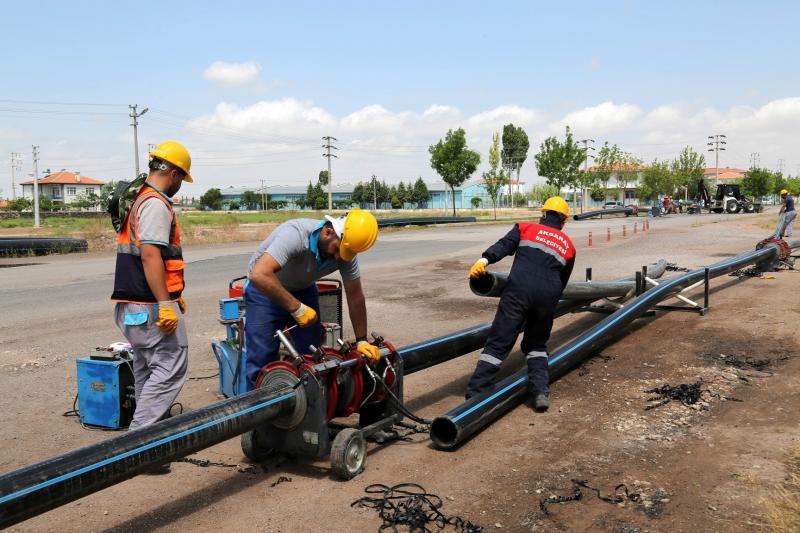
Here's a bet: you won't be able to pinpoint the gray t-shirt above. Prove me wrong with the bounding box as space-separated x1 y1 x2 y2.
136 198 173 245
247 219 360 292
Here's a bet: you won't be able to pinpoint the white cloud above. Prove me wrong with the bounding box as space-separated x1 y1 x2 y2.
202 61 264 88
555 101 642 135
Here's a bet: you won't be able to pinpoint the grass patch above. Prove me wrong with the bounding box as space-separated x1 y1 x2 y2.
761 445 800 532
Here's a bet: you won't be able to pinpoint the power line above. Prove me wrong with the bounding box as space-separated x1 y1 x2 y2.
0 98 125 107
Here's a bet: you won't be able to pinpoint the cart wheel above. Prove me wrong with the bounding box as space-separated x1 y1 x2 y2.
330 428 366 480
241 429 272 463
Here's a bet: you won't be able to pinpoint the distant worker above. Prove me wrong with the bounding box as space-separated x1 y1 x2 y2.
775 189 796 239
466 196 576 411
244 209 380 390
111 141 193 433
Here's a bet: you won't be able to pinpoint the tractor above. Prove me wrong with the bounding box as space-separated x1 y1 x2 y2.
710 184 762 214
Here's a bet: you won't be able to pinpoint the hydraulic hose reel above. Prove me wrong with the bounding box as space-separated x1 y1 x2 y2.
243 333 402 479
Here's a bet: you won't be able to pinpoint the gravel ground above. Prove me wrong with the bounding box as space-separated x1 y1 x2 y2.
1 208 798 532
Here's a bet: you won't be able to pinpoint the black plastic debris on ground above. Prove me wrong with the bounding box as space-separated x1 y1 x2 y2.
644 382 704 410
699 351 790 374
352 483 483 532
728 265 761 278
270 475 292 487
539 479 641 517
665 263 691 272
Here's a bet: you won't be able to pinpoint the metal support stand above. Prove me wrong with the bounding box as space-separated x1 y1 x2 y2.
649 267 710 315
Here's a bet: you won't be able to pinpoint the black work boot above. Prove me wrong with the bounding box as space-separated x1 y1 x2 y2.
465 359 500 400
526 356 550 412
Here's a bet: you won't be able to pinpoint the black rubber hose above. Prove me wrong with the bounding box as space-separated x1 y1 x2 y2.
0 387 297 529
430 242 793 450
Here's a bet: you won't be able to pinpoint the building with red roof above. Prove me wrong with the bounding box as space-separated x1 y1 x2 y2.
20 170 105 204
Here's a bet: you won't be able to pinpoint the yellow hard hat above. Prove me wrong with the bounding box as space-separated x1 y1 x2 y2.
542 196 570 220
336 208 378 261
149 141 193 183
780 189 788 196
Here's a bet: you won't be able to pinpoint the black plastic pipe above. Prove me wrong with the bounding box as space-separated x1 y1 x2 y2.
430 241 793 449
470 260 667 298
0 387 297 529
572 207 633 220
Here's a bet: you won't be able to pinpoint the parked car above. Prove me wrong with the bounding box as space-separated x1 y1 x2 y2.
602 201 623 209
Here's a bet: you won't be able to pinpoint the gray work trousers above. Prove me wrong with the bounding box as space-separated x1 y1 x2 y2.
775 210 797 239
114 302 188 429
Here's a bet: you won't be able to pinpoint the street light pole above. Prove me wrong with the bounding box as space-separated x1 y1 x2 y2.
32 145 40 228
129 105 149 178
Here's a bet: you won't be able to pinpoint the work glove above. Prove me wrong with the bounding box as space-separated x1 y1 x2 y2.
357 341 382 365
468 258 489 279
155 302 179 335
177 297 186 315
291 303 318 328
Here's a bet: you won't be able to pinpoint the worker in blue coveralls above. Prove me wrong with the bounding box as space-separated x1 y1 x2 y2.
466 196 575 411
244 209 380 390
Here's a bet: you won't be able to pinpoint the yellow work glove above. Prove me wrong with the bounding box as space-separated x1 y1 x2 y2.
291 303 318 328
468 258 489 279
357 341 382 365
155 302 179 335
177 297 186 315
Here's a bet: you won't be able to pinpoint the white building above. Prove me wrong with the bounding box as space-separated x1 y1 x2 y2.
20 170 105 204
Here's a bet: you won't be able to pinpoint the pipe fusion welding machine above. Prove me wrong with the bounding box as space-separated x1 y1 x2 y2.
74 348 136 429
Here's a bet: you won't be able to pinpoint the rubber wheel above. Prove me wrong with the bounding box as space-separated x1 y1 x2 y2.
330 428 366 480
725 199 738 213
241 429 272 463
744 202 755 213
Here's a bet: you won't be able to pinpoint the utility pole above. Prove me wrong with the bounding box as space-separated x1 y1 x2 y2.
372 174 377 210
129 104 149 178
10 152 23 199
577 138 595 213
32 145 40 228
321 136 338 212
706 134 726 188
749 152 760 169
777 158 785 176
260 179 267 211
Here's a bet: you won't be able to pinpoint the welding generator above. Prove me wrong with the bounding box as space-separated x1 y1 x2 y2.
75 348 136 429
212 277 344 398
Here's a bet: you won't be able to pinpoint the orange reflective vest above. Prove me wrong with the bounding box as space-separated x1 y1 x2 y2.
111 186 185 303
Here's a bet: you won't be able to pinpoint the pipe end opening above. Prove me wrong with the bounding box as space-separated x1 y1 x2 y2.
430 417 459 450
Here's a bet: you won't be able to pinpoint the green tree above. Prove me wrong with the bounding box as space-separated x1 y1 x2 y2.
378 180 391 206
533 126 586 206
241 190 262 210
784 176 800 195
305 181 316 209
313 181 325 209
70 193 93 209
295 196 307 209
351 182 365 206
483 131 509 220
318 170 329 186
577 170 600 209
595 142 622 201
429 128 481 215
638 160 673 202
411 177 430 208
671 146 706 201
501 124 530 208
227 201 241 211
199 188 223 210
397 182 408 208
741 168 775 199
314 196 326 210
470 196 481 208
390 195 401 209
99 181 116 211
529 184 560 205
7 198 32 212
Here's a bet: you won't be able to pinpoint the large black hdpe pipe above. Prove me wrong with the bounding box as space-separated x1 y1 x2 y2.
430 241 795 450
0 236 88 256
378 216 476 228
573 207 633 221
0 387 297 529
470 260 667 299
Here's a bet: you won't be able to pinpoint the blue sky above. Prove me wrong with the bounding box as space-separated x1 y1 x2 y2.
2 0 799 197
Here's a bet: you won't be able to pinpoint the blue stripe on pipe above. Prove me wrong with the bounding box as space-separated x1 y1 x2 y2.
0 390 296 506
451 376 527 423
